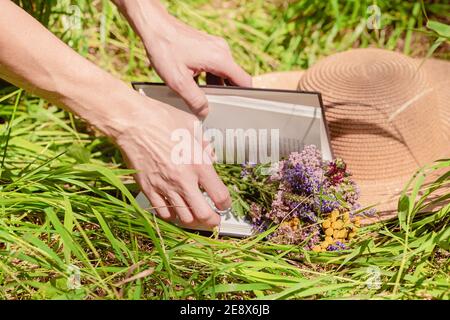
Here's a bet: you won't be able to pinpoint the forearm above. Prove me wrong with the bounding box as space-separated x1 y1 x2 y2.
0 0 138 137
111 0 174 46
0 0 235 227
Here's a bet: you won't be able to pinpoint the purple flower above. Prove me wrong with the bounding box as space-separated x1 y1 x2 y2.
241 145 368 249
314 196 340 214
240 161 257 178
240 169 250 178
283 163 321 195
327 241 347 251
265 189 291 224
289 145 323 171
350 203 377 217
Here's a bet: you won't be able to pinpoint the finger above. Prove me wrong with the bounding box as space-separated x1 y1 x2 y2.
148 193 177 222
167 191 196 226
133 173 175 221
183 187 221 228
147 193 171 220
207 57 252 88
166 69 209 118
202 138 217 164
224 60 252 87
197 166 231 211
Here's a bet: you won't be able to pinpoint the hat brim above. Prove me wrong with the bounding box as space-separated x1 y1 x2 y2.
358 162 449 224
295 50 450 223
253 70 304 90
418 58 450 140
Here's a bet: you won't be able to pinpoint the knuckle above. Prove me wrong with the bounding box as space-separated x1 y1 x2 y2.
165 172 180 186
167 72 188 92
216 189 231 207
149 178 169 195
195 209 213 222
180 214 195 225
189 94 208 111
163 167 188 186
175 174 197 191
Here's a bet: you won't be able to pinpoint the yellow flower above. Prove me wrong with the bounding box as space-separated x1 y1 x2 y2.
325 236 333 243
333 230 341 239
330 210 340 221
338 230 348 239
343 212 350 222
281 221 289 228
325 228 334 236
332 220 344 230
312 246 322 252
348 231 356 239
322 219 331 229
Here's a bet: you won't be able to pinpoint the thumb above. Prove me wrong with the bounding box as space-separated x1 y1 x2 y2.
166 70 209 119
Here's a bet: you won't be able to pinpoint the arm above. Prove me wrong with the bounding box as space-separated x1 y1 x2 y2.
111 0 252 118
0 0 230 228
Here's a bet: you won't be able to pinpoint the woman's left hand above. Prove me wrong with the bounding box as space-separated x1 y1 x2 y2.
113 0 252 118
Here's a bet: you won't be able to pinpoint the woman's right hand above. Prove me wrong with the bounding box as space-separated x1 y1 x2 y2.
113 93 230 229
0 1 230 229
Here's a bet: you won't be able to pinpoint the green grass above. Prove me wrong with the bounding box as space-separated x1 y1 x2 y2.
1 0 449 299
20 0 449 80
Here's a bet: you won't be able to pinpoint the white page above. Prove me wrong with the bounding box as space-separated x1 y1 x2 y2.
203 94 324 163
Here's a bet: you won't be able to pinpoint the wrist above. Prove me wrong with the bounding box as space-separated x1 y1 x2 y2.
113 0 174 42
57 66 142 139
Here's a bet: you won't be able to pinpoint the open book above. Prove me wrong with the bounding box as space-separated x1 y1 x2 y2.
132 83 332 237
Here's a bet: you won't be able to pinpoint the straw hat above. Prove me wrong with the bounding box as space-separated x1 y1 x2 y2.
255 48 450 221
253 70 304 90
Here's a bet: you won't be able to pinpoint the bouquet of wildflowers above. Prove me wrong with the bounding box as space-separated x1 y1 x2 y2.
216 145 374 252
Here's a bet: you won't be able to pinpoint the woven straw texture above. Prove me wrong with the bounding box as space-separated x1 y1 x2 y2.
297 48 449 220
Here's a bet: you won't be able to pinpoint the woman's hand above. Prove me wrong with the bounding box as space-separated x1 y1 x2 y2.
0 1 230 229
113 0 252 118
114 93 230 228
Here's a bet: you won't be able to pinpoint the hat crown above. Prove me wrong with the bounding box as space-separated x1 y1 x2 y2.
298 48 446 182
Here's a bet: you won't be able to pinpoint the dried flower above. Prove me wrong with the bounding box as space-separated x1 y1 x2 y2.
246 145 371 251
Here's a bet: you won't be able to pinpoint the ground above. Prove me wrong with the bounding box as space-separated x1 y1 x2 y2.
0 0 449 300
